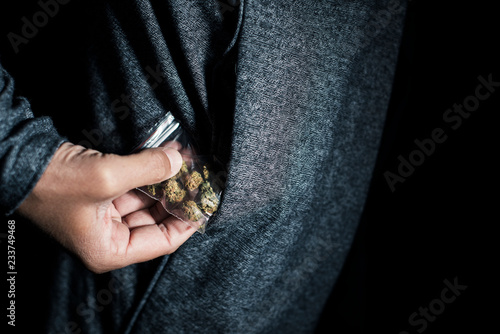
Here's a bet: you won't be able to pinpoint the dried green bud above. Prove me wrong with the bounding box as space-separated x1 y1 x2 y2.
203 165 210 180
147 183 163 197
184 171 203 191
181 200 203 221
199 181 219 214
164 179 186 203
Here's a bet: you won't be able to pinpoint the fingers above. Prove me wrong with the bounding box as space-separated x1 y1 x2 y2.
121 201 171 228
82 213 196 273
124 216 196 265
45 144 182 201
121 208 156 228
113 190 156 216
20 141 196 274
101 147 183 196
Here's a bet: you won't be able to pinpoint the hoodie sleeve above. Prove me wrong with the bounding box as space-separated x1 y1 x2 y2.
0 62 66 215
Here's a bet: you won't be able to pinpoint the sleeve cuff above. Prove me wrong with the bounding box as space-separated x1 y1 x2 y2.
1 116 67 215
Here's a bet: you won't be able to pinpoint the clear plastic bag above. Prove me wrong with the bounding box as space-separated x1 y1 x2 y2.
133 113 223 233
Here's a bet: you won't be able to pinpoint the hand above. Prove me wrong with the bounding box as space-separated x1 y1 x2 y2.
17 142 196 273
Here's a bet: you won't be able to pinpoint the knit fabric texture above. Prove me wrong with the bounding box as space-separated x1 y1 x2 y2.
0 0 406 332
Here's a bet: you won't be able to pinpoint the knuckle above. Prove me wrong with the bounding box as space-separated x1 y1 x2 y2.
90 163 118 198
165 246 179 255
80 254 107 274
83 262 107 274
80 252 114 274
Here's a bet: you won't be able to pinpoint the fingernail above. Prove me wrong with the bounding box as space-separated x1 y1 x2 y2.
162 147 182 176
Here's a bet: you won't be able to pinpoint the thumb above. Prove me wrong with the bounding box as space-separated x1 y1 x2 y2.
105 147 183 195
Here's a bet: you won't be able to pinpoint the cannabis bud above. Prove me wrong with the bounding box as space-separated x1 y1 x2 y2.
147 183 162 197
141 159 221 226
183 171 203 191
134 112 224 233
181 200 204 222
199 181 219 214
164 179 186 203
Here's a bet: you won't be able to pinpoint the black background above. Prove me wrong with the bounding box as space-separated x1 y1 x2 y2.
317 1 498 333
1 1 499 333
